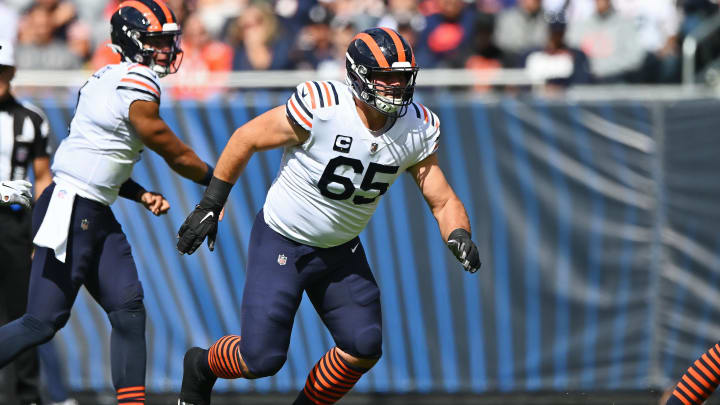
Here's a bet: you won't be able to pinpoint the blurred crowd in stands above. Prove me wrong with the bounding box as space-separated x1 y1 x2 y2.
0 0 719 92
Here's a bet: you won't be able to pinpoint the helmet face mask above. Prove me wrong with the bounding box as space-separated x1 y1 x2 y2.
110 0 183 77
346 28 419 118
134 31 183 76
364 67 418 116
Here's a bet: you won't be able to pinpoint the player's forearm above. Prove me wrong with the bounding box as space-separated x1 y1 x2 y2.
167 150 212 184
433 196 471 241
213 129 256 184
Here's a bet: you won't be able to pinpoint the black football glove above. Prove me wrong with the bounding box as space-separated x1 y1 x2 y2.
177 204 220 254
447 228 481 273
177 177 233 255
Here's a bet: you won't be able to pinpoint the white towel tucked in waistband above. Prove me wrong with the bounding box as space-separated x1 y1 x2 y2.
33 180 76 263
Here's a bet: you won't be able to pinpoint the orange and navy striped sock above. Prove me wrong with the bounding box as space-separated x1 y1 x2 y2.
208 335 244 379
667 343 720 405
297 347 368 405
117 386 145 404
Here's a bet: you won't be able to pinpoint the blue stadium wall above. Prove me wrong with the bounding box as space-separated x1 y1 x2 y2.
27 91 720 394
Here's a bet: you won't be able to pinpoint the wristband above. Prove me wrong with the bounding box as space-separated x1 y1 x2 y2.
119 178 146 202
199 176 233 211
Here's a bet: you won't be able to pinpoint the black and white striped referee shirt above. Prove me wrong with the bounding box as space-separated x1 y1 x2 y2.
0 95 52 182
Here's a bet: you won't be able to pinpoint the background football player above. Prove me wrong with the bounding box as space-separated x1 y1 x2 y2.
176 27 481 405
0 1 214 404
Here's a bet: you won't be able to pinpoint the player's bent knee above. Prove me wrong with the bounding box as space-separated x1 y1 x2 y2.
242 351 287 378
108 300 146 334
20 314 57 344
352 325 383 359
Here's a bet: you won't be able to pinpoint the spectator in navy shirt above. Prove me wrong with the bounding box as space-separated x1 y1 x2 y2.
523 21 593 88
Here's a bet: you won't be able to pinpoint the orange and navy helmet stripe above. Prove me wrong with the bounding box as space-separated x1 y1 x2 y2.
354 27 415 68
353 33 390 68
153 0 174 24
116 0 174 32
411 49 416 66
117 1 161 31
380 27 415 67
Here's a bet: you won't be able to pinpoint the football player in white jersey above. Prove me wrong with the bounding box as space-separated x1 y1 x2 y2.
0 1 215 403
176 27 480 405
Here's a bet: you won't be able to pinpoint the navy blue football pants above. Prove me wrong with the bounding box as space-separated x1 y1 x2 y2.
239 211 383 377
0 183 146 390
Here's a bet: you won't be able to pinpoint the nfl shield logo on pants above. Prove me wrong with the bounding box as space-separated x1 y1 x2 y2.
277 254 287 266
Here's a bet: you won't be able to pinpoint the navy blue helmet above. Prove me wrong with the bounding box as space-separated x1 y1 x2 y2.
110 0 183 77
345 27 419 118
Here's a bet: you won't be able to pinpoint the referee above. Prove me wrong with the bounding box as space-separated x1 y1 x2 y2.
0 40 52 405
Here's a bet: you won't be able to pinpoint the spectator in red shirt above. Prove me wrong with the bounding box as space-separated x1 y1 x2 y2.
170 12 233 99
89 39 121 70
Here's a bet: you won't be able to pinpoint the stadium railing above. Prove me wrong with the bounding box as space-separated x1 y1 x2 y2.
12 68 540 89
13 69 720 101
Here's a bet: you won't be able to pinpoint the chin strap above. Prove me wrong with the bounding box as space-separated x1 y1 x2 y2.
152 63 169 78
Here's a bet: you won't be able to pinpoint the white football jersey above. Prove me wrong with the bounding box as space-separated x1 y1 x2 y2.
52 62 162 205
263 80 440 248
